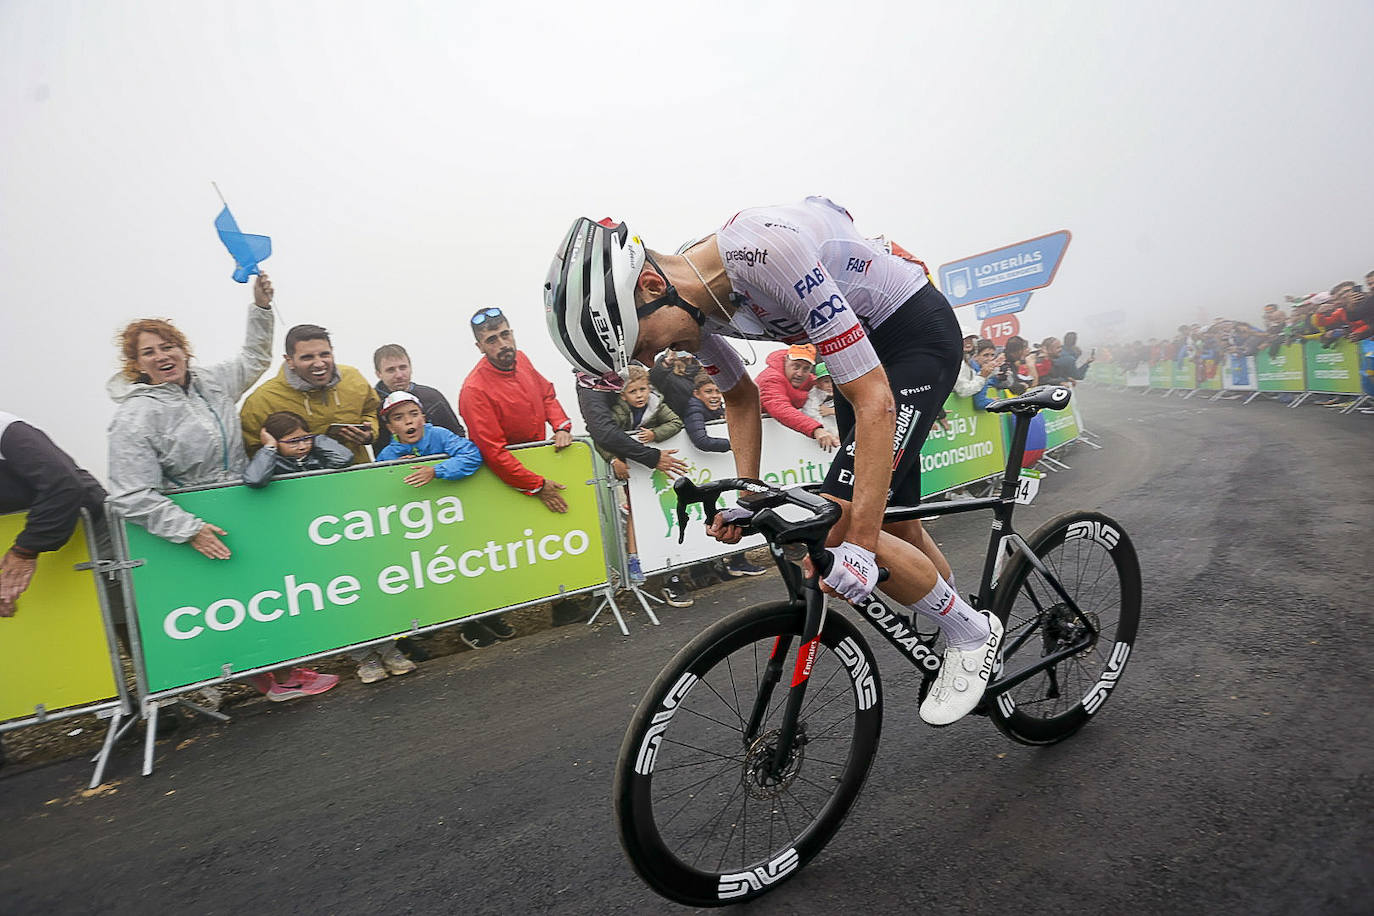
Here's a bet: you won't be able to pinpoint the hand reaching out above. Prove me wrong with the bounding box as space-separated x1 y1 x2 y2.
190 523 232 560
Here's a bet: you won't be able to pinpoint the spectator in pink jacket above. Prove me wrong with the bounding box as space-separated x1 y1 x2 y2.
757 344 841 452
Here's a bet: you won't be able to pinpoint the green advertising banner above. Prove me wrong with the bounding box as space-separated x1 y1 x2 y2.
919 394 1007 493
1303 339 1362 394
126 444 606 692
1256 343 1305 391
1149 362 1174 389
1173 360 1196 390
1043 398 1081 451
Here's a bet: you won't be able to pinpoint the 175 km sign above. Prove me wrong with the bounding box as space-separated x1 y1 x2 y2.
980 315 1020 347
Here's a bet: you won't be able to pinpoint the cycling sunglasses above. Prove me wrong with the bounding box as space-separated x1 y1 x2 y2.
470 307 504 325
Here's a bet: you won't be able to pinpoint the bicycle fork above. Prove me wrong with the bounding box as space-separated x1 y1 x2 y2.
742 574 829 779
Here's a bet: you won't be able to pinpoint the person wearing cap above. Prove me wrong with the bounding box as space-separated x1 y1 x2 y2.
372 390 495 659
459 307 575 514
375 391 482 483
802 361 837 433
371 343 466 451
756 343 841 452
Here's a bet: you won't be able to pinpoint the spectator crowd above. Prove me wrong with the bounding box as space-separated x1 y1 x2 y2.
1092 272 1374 392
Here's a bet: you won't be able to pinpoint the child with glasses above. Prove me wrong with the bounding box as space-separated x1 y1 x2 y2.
243 410 354 488
231 410 349 699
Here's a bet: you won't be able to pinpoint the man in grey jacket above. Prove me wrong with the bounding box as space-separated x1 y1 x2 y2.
106 274 275 559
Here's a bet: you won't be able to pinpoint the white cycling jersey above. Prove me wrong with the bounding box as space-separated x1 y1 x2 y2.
694 196 930 390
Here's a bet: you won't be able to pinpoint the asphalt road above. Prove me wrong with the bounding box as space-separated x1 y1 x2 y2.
2 387 1370 915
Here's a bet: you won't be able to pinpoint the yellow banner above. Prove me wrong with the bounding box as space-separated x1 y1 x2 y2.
0 514 120 722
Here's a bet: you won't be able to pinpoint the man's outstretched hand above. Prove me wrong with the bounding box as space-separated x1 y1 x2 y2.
536 478 568 513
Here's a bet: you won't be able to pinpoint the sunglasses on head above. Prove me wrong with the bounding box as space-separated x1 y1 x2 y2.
470 307 504 325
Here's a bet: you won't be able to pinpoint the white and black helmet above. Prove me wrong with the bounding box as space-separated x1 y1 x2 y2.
544 217 646 379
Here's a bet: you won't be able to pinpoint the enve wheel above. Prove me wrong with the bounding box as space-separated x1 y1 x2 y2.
614 601 882 907
988 511 1141 745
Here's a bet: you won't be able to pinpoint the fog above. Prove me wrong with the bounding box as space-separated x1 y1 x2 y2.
2 0 1369 480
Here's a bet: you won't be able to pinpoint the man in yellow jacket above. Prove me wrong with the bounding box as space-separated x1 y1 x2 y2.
240 324 381 465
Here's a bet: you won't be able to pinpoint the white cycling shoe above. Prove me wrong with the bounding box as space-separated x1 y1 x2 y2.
919 612 1004 726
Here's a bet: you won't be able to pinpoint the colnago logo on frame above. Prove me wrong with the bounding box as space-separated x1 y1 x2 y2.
833 636 878 710
718 848 800 899
634 672 697 775
1082 642 1130 714
856 597 941 671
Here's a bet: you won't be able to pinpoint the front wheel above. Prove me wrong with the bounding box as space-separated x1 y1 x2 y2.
613 601 883 907
988 511 1141 745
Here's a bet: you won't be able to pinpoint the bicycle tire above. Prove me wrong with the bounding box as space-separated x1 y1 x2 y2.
614 600 882 907
987 510 1141 745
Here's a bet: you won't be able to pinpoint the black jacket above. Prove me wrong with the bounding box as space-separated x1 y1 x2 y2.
683 398 730 453
0 415 107 555
374 381 466 450
242 434 355 488
576 385 662 469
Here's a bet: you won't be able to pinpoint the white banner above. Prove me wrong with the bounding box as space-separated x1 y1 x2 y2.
624 418 835 573
1125 366 1151 388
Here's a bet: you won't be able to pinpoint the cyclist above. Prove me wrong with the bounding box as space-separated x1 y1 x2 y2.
545 196 1001 725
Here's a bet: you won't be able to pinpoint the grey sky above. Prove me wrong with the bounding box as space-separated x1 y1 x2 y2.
2 0 1370 480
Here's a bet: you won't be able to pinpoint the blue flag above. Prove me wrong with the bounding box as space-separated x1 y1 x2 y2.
214 205 272 283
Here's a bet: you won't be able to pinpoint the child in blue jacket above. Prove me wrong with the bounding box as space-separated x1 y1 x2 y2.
375 391 483 484
374 391 501 660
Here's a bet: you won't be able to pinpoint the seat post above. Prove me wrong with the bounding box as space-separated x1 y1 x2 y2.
998 411 1034 499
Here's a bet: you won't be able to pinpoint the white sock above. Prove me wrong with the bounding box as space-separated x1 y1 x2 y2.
944 571 956 594
907 577 990 650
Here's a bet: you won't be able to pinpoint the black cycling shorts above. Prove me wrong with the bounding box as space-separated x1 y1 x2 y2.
821 283 963 506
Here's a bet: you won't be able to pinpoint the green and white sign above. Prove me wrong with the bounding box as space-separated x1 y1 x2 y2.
126 445 606 692
919 394 1007 493
1256 343 1305 392
1149 362 1174 389
1303 339 1361 394
1173 360 1196 390
626 394 1014 573
1043 397 1082 451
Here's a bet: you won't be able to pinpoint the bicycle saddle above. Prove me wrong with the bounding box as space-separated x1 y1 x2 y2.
985 385 1073 414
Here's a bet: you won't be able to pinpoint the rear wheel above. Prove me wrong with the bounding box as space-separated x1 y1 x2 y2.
614 601 882 907
988 511 1141 745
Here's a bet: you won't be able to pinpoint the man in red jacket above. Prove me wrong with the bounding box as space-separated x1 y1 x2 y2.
756 344 841 451
459 308 574 514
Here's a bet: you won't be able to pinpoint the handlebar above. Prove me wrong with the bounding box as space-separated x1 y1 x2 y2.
671 477 888 584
